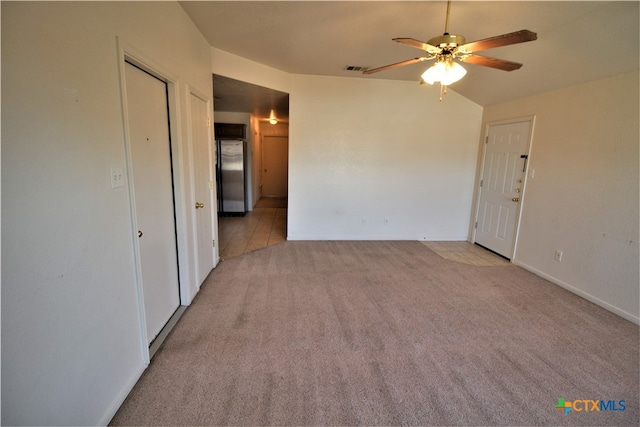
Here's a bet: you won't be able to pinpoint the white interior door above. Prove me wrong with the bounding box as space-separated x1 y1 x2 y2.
125 62 180 345
262 136 288 197
475 120 532 259
189 93 215 284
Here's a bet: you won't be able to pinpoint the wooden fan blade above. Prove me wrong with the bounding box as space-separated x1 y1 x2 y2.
458 29 537 53
362 57 427 74
461 54 523 71
393 38 441 54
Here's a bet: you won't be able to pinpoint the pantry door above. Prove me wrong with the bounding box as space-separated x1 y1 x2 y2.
189 91 215 284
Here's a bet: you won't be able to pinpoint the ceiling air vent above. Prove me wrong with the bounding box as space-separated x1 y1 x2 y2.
343 65 370 72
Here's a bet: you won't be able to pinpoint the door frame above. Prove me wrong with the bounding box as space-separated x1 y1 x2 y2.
117 38 192 361
471 115 536 261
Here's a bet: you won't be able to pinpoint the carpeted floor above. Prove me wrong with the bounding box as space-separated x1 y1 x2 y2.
111 241 639 426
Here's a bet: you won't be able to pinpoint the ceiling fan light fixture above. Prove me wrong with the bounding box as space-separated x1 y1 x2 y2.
362 0 536 102
269 110 278 125
421 57 466 86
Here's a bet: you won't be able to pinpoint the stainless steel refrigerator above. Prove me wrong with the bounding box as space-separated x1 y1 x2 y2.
216 139 246 215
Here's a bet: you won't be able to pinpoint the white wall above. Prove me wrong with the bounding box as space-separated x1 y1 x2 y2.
1 2 212 425
480 71 639 323
251 115 264 204
211 47 291 94
261 121 290 138
288 75 483 240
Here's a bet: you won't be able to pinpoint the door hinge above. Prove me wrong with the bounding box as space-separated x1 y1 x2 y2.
485 136 488 143
480 179 483 187
212 239 215 247
475 221 478 229
207 118 211 128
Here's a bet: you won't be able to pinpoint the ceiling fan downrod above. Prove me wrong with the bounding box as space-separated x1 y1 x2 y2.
429 0 465 50
444 0 452 35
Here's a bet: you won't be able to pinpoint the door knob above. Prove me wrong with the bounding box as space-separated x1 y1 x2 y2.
137 230 143 238
512 197 520 202
195 202 204 209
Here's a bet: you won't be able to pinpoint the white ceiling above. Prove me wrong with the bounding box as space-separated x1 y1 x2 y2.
181 1 639 116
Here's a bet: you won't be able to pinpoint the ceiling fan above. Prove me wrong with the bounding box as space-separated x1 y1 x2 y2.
363 0 537 100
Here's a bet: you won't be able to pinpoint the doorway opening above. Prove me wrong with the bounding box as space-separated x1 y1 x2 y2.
212 75 289 258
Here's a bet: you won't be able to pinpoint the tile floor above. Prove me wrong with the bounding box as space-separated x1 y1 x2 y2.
217 199 287 259
218 199 507 267
421 241 510 266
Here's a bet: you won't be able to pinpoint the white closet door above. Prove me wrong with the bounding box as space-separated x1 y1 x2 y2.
190 93 215 284
125 62 180 344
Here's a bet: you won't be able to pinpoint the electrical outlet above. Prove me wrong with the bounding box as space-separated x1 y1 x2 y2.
361 218 367 225
384 218 390 225
110 167 124 188
554 250 563 262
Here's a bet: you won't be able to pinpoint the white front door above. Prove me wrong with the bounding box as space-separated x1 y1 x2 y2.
189 92 215 284
475 120 532 259
125 62 180 345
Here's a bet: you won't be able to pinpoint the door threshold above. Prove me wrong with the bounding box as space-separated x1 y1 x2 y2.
474 242 511 261
149 305 187 359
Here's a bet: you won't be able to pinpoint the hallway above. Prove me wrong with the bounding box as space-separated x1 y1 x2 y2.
217 197 287 259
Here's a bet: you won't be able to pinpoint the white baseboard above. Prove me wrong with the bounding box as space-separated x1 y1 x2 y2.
513 260 640 325
98 363 147 426
286 235 469 241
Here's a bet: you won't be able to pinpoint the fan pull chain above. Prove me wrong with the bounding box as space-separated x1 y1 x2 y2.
439 84 448 102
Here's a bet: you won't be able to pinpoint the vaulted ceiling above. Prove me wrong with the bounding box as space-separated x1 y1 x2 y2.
181 1 639 117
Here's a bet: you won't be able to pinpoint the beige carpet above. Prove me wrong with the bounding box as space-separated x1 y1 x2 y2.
111 241 639 426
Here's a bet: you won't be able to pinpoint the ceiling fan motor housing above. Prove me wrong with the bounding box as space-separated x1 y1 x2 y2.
428 33 466 51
